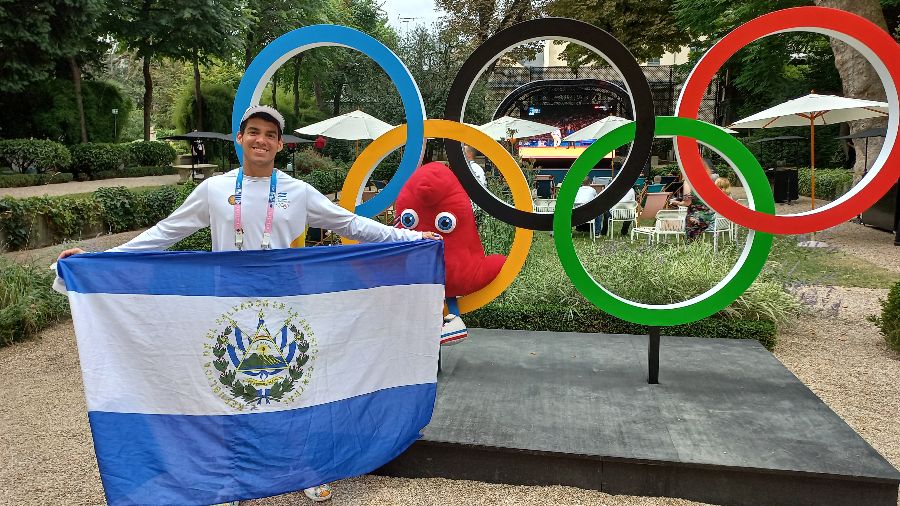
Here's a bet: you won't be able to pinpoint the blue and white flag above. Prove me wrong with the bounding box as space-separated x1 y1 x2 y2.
57 240 445 505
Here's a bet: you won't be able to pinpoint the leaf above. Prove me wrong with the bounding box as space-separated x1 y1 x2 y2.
213 358 228 372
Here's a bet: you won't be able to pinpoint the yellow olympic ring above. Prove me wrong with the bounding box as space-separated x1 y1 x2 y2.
338 119 533 314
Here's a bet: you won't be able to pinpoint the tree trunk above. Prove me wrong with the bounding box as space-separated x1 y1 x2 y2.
814 0 889 181
193 50 203 131
271 71 278 110
314 80 324 110
68 55 88 143
293 56 303 120
332 77 343 116
143 56 153 141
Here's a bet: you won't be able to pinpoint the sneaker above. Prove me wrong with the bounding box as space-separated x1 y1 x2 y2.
440 314 468 346
303 484 333 502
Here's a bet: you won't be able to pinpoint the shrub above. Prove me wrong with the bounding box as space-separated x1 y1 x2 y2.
465 304 778 350
169 181 213 251
135 186 180 227
128 141 177 167
93 186 138 233
292 149 338 174
0 139 71 173
0 172 74 188
300 166 348 196
798 167 853 201
69 142 130 178
869 281 900 353
93 166 177 180
0 258 71 346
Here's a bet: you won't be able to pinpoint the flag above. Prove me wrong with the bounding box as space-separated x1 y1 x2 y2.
57 240 445 505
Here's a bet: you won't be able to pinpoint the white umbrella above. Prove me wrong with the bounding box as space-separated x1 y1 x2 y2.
476 116 557 140
562 116 633 142
295 110 393 140
729 93 888 210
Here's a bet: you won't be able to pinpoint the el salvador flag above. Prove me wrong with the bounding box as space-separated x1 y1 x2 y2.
57 240 445 505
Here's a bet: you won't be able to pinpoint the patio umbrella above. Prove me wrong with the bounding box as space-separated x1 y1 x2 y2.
562 115 633 142
836 127 887 172
477 116 557 141
729 93 888 210
295 110 393 157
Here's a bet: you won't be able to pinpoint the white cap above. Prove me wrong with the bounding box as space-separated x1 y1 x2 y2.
240 105 285 131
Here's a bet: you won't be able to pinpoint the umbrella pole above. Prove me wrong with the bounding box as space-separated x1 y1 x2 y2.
810 117 816 211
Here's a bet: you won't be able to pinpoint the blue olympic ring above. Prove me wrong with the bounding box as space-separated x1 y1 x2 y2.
233 24 425 216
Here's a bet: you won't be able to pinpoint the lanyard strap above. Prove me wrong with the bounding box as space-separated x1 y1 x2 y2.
234 167 278 250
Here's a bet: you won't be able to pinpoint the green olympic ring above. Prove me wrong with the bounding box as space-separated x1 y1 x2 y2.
553 116 775 326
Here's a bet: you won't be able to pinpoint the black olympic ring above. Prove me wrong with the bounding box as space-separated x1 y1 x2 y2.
444 18 655 231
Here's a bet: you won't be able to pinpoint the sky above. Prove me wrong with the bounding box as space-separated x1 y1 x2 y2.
380 0 443 32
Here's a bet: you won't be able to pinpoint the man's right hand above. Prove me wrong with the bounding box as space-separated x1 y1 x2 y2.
58 248 85 260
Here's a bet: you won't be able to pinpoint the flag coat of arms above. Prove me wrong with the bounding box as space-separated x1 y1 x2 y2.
57 240 445 505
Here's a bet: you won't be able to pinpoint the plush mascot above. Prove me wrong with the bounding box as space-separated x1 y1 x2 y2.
394 162 506 345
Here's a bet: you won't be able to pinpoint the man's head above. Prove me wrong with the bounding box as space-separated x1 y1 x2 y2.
582 177 592 186
464 145 476 161
237 106 285 169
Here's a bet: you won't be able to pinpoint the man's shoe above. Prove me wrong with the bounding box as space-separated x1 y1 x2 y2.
303 484 333 502
440 314 468 346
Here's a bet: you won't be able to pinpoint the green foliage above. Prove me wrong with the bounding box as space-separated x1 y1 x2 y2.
69 143 130 178
0 139 72 174
0 197 31 249
0 173 74 188
0 259 71 347
94 166 178 180
868 281 900 353
93 187 138 233
169 181 212 251
173 82 236 134
466 304 777 351
797 168 854 201
299 166 349 196
127 141 177 167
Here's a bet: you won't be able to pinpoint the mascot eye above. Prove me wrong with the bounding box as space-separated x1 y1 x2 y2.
435 212 457 233
399 209 419 229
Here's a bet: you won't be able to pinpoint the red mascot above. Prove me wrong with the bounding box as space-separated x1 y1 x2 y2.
394 162 506 345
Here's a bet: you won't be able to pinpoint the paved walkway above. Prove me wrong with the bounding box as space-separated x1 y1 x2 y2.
0 175 180 199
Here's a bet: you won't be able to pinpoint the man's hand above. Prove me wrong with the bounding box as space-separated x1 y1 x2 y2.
421 232 443 241
58 248 85 260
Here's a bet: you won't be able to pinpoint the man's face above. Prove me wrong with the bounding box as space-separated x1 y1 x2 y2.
237 117 284 166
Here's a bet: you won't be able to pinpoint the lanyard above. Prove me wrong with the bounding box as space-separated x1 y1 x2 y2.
234 167 278 250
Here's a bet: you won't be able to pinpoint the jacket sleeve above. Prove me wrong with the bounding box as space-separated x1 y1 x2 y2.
304 184 422 243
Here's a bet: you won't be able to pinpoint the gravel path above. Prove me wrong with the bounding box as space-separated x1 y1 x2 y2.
0 175 180 198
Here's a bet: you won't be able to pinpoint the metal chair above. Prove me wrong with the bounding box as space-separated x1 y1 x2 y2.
631 209 685 244
607 201 638 238
704 213 733 253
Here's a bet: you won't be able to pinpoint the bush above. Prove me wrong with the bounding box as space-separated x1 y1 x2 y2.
300 166 349 196
798 167 853 201
69 142 130 178
128 141 177 167
0 172 74 188
93 166 177 180
869 281 900 353
292 149 338 174
169 181 213 251
465 304 778 350
0 258 71 346
0 139 71 173
93 186 139 233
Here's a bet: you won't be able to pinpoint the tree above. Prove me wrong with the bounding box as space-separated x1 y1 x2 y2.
546 0 693 64
435 0 547 49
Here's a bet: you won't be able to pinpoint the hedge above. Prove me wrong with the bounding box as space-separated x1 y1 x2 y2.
69 142 130 178
128 141 177 167
798 167 853 201
0 139 71 173
0 172 74 188
466 304 778 351
93 166 178 180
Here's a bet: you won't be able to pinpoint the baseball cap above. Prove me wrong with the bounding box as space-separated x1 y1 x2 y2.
240 105 285 131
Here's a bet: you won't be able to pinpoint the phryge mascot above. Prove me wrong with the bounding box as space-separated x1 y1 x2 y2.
394 161 506 345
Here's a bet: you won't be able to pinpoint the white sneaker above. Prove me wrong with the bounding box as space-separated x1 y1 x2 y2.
440 314 468 346
303 483 333 502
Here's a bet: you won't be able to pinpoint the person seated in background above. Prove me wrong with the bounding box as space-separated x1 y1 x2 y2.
599 185 636 237
670 160 717 241
714 177 732 197
573 177 602 236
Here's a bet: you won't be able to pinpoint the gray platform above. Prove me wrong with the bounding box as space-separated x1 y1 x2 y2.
376 329 900 506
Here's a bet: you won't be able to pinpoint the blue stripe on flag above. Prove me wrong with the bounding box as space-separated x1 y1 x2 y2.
58 240 445 296
89 383 436 506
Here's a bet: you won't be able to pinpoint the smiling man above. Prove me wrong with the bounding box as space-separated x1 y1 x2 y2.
56 105 441 503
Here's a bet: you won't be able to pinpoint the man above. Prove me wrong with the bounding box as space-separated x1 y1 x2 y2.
57 105 441 503
463 145 487 187
573 177 601 236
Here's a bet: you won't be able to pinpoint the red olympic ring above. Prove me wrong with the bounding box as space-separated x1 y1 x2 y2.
675 6 900 234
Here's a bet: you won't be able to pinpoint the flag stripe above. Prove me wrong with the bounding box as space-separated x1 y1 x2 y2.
90 383 435 506
58 240 445 297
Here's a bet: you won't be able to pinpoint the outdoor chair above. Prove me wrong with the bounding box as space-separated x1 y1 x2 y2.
637 192 672 223
607 201 638 238
534 198 556 213
704 213 734 253
647 183 666 193
631 209 685 245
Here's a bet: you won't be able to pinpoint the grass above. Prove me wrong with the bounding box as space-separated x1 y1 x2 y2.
0 258 70 346
765 235 899 289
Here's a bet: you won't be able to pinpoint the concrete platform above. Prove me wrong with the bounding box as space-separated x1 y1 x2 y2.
376 329 900 506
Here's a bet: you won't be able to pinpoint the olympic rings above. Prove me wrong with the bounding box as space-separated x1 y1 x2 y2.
443 18 654 231
554 116 775 326
675 7 900 234
232 24 425 216
338 119 534 314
